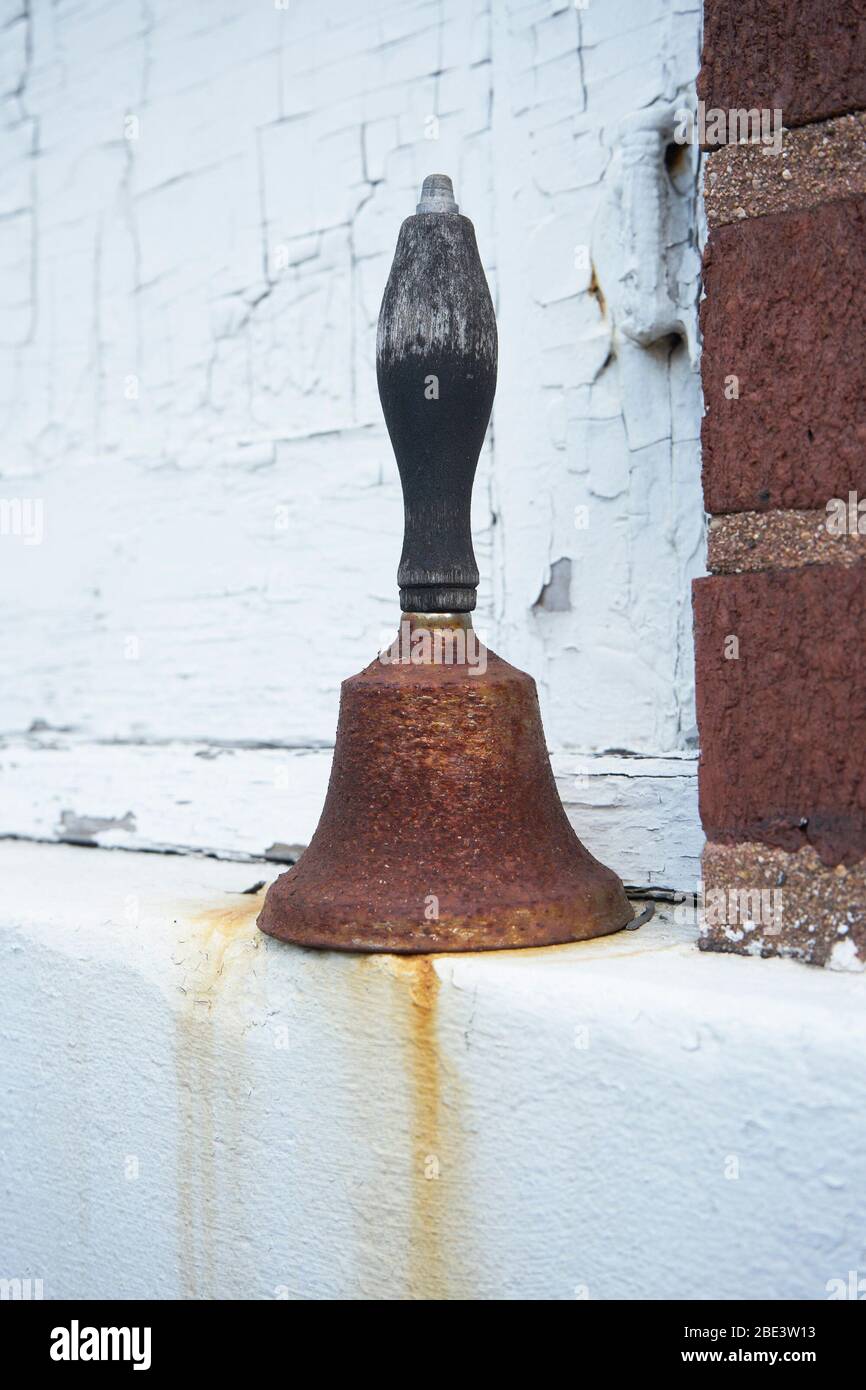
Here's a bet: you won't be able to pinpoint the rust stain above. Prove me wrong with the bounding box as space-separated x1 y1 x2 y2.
172 889 265 1299
588 264 607 317
467 928 671 963
359 953 452 1298
173 890 475 1299
401 956 447 1300
182 894 264 1002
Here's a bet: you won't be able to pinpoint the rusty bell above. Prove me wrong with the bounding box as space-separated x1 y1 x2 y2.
258 176 634 951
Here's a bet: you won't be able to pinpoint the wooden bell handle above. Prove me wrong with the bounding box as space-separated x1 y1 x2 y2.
376 176 497 613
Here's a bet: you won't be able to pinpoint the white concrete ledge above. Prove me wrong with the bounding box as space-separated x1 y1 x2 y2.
1 841 864 1300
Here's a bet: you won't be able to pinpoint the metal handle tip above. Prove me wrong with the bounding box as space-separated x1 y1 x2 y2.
416 174 459 214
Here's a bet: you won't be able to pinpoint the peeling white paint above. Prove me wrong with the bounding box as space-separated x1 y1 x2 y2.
597 102 701 362
0 732 701 886
0 0 704 872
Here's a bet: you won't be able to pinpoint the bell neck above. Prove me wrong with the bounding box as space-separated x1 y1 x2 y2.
400 611 473 634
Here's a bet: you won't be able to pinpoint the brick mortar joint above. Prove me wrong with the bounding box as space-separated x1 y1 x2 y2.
706 510 866 575
703 112 866 227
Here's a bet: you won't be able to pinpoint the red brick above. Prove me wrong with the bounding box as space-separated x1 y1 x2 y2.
693 563 866 867
698 0 866 132
700 196 866 514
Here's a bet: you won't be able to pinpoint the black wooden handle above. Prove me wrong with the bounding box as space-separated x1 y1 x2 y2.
377 175 497 612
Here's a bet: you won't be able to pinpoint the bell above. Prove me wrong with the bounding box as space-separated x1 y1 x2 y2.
259 175 634 952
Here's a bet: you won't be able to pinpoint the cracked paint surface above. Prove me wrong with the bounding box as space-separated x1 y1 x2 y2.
0 0 704 875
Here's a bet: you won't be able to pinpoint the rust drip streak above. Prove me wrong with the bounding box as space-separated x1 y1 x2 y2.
172 892 263 1299
400 956 447 1300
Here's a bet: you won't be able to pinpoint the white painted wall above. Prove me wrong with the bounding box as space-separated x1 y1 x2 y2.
0 0 704 884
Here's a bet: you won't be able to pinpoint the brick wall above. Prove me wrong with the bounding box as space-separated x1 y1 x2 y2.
695 1 866 965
